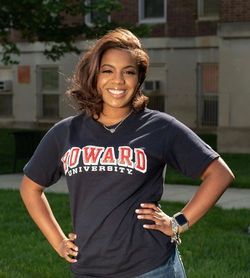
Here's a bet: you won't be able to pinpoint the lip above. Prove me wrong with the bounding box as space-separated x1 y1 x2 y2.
107 88 127 98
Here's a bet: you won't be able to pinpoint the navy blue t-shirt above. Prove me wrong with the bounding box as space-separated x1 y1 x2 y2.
24 108 219 277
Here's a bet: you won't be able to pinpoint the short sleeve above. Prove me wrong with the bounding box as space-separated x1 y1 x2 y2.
23 127 63 187
165 118 219 179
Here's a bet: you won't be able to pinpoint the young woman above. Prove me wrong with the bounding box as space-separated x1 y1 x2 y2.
20 28 234 278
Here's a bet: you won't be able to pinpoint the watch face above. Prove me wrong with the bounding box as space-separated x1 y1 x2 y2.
175 214 188 226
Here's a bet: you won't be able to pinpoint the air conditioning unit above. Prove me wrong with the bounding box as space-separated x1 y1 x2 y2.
143 80 160 93
0 80 12 92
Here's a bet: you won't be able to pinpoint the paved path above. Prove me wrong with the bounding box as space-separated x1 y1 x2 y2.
0 174 249 209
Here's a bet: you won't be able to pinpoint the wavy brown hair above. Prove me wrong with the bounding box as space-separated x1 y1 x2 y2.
66 28 149 117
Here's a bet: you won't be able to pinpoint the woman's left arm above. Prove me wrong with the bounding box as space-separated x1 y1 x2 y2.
136 157 234 236
181 157 234 227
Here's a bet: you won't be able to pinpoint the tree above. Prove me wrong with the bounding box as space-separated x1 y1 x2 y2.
0 0 123 64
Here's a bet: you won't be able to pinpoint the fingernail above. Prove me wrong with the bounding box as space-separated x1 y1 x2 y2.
75 247 78 251
135 209 140 213
137 215 143 219
140 203 145 207
143 224 149 228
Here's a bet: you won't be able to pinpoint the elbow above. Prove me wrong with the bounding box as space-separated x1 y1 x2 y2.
227 170 235 186
19 177 27 201
218 157 235 187
220 164 235 190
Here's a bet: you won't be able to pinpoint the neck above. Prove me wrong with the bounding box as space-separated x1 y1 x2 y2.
99 107 132 126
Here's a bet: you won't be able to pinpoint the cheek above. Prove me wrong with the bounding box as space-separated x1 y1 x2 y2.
96 77 104 92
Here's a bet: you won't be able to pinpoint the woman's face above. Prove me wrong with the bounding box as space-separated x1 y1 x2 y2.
97 48 139 113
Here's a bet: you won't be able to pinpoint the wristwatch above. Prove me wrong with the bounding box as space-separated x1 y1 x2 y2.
173 212 189 233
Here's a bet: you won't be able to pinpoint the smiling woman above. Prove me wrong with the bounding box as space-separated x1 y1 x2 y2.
20 28 234 278
67 28 149 119
97 48 139 125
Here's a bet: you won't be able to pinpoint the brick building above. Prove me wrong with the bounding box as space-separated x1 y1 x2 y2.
1 0 250 153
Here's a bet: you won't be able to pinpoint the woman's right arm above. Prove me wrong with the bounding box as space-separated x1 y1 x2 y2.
20 175 78 263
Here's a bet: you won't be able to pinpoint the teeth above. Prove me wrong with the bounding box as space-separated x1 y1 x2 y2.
108 89 126 95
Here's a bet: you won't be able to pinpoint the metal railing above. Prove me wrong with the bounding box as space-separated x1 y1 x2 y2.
197 94 218 127
147 94 165 112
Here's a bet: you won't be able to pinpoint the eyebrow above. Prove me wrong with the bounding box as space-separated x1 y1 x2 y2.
100 64 137 70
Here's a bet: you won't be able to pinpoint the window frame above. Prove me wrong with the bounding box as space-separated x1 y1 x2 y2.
138 0 167 24
197 0 219 21
196 62 219 127
37 65 60 119
0 67 13 117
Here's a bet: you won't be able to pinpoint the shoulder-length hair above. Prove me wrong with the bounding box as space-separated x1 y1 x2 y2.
66 28 149 117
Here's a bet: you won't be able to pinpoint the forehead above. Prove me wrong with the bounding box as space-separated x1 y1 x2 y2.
100 48 137 67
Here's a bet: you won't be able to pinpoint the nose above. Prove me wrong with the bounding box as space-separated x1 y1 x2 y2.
112 71 125 84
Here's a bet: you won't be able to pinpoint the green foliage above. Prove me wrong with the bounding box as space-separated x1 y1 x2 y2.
0 190 249 277
1 0 151 64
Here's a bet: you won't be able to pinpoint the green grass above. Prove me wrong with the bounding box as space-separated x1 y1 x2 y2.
0 129 250 188
0 190 249 278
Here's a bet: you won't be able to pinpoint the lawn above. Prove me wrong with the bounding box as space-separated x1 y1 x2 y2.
0 190 249 278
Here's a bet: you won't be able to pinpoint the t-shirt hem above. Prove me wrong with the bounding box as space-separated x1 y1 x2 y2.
192 153 220 179
23 169 50 188
71 248 174 278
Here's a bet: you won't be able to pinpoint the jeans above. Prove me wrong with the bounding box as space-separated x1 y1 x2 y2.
135 248 187 278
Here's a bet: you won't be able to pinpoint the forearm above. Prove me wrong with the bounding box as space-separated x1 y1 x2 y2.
136 158 234 238
20 177 67 255
181 157 234 228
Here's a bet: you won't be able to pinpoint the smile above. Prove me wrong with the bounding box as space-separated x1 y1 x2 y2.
108 89 127 96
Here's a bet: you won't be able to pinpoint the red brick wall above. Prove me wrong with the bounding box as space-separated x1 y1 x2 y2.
8 1 250 43
167 0 197 37
221 0 250 22
167 0 218 37
111 0 138 24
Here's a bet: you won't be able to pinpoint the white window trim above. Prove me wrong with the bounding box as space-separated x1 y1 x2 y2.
37 65 60 119
0 67 13 117
85 0 111 27
38 65 59 95
138 0 166 24
197 0 219 21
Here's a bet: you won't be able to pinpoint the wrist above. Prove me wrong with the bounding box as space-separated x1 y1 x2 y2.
173 212 189 234
170 212 189 245
55 237 68 257
170 217 181 245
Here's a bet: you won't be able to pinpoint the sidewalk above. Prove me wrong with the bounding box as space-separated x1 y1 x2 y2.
0 174 249 209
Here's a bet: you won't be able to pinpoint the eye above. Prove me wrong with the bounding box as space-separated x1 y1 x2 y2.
101 69 113 74
124 70 136 75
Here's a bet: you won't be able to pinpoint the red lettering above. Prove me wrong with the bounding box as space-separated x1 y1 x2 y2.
61 150 70 174
82 146 104 165
100 147 116 165
118 146 133 168
134 148 147 173
69 147 81 168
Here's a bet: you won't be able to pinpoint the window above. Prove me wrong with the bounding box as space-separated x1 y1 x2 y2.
198 0 219 20
38 67 60 118
0 68 13 117
85 0 111 26
197 63 218 127
139 0 166 24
